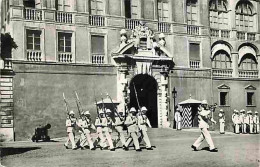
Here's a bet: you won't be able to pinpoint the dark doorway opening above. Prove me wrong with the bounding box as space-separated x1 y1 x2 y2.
129 74 158 128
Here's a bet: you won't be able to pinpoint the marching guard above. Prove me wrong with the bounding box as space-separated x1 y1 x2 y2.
102 109 115 151
175 108 182 130
191 100 218 152
64 110 77 150
95 110 107 149
77 111 89 149
125 107 141 152
113 111 128 150
138 107 153 150
218 109 225 134
253 111 259 134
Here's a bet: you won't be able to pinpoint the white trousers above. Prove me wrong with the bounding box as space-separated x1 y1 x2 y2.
80 131 94 149
219 122 225 134
176 121 181 130
97 132 107 148
65 132 76 149
125 132 140 150
193 128 215 150
235 124 240 134
104 131 114 149
249 124 254 134
254 124 259 133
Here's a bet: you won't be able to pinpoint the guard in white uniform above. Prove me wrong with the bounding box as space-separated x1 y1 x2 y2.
94 110 107 149
253 111 259 134
125 107 141 152
244 111 249 134
218 109 225 134
64 110 77 150
138 106 153 150
113 112 127 150
175 108 182 130
102 109 115 151
231 110 237 133
248 111 254 134
191 100 218 152
233 110 240 134
240 109 246 133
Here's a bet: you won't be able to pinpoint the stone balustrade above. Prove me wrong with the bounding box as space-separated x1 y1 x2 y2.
56 11 73 23
125 19 140 30
89 15 105 26
58 52 73 63
190 60 200 69
92 54 105 64
210 29 230 38
4 59 12 70
158 22 171 33
187 25 200 35
238 70 258 78
27 50 42 61
24 8 42 21
212 69 233 77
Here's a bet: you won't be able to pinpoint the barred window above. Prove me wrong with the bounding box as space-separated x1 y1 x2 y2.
235 1 254 32
187 0 198 25
209 0 228 29
158 0 169 22
26 30 41 51
238 54 257 70
212 51 232 69
58 32 72 52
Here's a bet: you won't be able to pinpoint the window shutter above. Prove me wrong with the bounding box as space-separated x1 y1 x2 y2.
131 0 139 19
96 0 104 15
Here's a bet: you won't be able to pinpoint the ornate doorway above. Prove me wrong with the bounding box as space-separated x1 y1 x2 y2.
130 74 158 127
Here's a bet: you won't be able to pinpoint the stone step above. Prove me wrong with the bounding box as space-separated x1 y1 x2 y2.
0 110 11 116
0 82 12 87
0 99 13 103
1 94 13 99
0 102 13 107
0 86 12 91
0 77 12 82
1 90 13 95
1 106 13 111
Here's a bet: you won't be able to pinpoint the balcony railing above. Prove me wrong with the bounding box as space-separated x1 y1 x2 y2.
158 22 171 33
92 54 105 64
24 8 42 21
89 15 105 26
210 29 230 38
3 59 12 70
190 60 200 69
125 19 140 30
27 50 42 61
239 70 258 78
212 69 233 77
187 25 200 35
247 33 256 41
237 31 256 41
58 52 73 63
56 11 73 23
237 31 246 40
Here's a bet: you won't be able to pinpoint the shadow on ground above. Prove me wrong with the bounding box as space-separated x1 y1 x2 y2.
0 147 41 157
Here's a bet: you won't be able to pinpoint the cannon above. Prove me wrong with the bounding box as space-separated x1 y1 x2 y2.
32 124 51 142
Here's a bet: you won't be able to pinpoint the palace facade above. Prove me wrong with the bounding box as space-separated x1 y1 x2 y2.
0 0 259 141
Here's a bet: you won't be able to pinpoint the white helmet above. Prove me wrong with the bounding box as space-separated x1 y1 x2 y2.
255 111 258 114
159 33 165 39
69 110 75 115
84 111 90 115
220 109 223 112
141 106 147 112
201 100 208 105
130 107 136 113
106 109 112 113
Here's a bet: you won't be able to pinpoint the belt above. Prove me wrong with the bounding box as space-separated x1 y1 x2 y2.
96 125 102 127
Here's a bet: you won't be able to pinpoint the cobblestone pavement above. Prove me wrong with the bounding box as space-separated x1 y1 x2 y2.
1 129 259 167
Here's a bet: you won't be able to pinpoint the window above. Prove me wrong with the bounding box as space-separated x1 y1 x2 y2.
209 0 228 29
91 35 105 64
212 51 231 69
26 30 41 50
125 0 131 18
187 0 198 25
247 92 254 106
220 92 228 105
189 43 200 68
58 32 72 52
24 0 35 8
235 1 254 32
158 0 169 22
56 0 73 11
90 0 104 15
238 54 257 70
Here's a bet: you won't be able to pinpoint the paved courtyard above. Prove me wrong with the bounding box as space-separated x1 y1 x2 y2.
0 129 259 167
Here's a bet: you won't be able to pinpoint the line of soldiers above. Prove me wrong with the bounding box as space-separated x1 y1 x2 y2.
64 106 153 151
232 109 259 134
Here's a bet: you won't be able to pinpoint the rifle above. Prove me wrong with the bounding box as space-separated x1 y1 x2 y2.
63 93 69 115
94 90 100 119
74 91 83 117
106 93 123 121
133 82 145 120
101 93 108 119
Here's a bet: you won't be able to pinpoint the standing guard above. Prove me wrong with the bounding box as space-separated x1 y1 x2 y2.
125 107 141 152
113 111 128 150
175 108 182 130
248 111 254 134
191 100 218 152
233 110 240 134
95 110 107 149
80 111 95 150
218 109 225 134
102 109 115 151
240 109 246 133
253 111 259 134
64 110 77 150
138 106 153 150
244 111 249 134
231 110 237 133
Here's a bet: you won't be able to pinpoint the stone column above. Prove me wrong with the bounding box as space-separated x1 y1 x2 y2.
117 67 128 115
231 52 239 78
230 0 237 39
160 68 170 128
258 55 260 78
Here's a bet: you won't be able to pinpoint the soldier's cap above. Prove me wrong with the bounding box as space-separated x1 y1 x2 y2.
255 111 258 114
234 110 238 113
201 100 208 105
141 106 148 111
106 109 112 113
240 109 245 112
220 109 223 112
247 110 252 114
84 111 90 115
69 110 75 115
159 33 165 39
176 108 180 111
130 107 136 112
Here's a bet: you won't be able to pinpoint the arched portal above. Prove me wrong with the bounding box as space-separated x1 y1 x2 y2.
129 74 158 128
